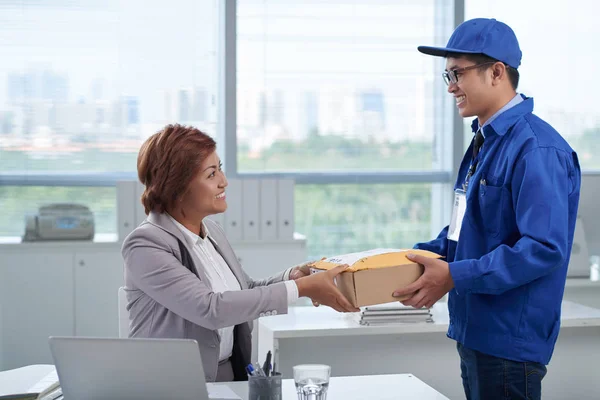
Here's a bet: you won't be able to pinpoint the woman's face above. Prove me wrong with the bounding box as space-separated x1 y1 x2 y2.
179 150 228 220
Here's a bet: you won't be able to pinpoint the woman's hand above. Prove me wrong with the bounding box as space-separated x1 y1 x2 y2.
295 265 360 313
289 261 314 280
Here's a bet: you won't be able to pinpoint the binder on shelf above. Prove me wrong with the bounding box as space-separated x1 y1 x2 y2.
277 179 295 240
116 181 136 241
207 212 225 229
223 178 243 241
134 181 147 227
259 179 278 241
242 179 260 241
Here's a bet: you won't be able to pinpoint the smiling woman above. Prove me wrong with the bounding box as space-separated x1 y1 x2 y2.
122 123 359 383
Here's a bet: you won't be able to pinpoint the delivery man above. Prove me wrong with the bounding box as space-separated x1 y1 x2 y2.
392 18 581 400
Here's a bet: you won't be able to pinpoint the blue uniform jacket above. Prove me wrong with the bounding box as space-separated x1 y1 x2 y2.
415 95 581 364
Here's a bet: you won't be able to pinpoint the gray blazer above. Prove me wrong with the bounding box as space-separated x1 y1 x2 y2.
121 211 288 382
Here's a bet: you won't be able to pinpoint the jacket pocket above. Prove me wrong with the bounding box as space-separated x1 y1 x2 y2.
477 178 506 237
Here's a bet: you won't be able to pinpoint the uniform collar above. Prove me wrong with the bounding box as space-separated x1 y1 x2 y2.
471 94 534 137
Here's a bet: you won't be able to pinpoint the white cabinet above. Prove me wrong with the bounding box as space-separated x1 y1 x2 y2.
0 242 124 371
74 250 124 337
0 251 74 369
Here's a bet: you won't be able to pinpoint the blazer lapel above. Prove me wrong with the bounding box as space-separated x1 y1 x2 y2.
146 212 210 284
148 212 247 290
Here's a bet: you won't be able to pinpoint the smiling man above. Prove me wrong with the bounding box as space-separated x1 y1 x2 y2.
392 18 581 400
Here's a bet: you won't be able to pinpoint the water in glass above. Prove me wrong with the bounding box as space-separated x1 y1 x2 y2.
295 377 329 400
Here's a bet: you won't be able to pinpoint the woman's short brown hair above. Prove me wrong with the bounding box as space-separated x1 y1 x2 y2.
137 124 216 215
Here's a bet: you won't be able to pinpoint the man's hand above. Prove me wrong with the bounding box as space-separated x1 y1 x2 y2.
392 253 454 309
296 265 360 313
289 261 313 280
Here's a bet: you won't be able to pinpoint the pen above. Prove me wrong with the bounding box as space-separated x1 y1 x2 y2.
272 362 277 376
246 364 256 376
262 350 272 376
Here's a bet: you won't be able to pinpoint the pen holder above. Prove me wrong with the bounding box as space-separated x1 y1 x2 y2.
248 374 282 400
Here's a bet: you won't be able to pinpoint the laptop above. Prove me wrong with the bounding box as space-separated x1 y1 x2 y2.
48 337 210 400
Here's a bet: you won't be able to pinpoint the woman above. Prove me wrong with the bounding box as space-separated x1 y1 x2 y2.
121 124 357 383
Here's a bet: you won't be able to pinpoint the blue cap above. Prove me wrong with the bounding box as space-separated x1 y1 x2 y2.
418 18 522 69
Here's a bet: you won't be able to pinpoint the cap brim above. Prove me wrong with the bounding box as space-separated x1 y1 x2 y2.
417 45 482 58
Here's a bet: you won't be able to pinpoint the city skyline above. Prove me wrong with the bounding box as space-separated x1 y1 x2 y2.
0 66 435 151
0 0 599 157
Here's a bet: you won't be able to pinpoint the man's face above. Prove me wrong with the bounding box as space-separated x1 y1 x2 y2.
445 56 493 119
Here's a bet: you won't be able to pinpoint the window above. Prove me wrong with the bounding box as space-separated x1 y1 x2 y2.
465 1 600 169
0 0 219 239
296 183 434 259
237 0 455 172
237 0 456 257
1 0 459 251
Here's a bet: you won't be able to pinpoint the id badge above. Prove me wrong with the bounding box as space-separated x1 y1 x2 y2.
447 189 467 242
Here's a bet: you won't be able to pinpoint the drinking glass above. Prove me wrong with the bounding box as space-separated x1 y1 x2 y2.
293 364 331 400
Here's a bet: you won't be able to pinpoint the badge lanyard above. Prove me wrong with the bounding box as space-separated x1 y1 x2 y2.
448 129 484 242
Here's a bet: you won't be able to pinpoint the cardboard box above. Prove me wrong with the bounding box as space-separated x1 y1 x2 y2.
310 248 442 307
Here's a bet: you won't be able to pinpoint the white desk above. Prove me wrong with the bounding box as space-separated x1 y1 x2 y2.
564 278 600 309
258 300 600 400
212 374 449 400
1 366 449 400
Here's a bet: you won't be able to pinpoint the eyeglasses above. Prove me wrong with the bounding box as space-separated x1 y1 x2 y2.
442 62 497 85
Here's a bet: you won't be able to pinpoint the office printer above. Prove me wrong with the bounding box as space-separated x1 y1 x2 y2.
23 203 95 242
